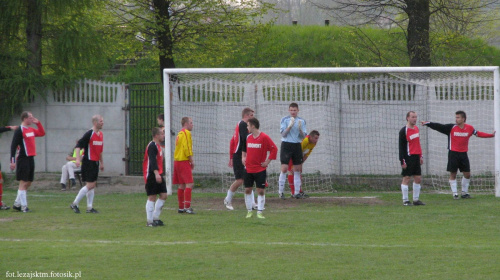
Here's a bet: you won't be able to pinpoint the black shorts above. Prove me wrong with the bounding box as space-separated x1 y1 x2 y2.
401 155 422 177
232 153 246 180
82 160 99 182
280 142 303 165
16 156 35 182
244 170 267 189
447 151 470 173
145 175 167 196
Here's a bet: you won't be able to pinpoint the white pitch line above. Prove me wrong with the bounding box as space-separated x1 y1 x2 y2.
0 238 495 249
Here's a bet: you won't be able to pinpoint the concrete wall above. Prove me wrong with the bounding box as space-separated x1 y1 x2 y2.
0 80 126 176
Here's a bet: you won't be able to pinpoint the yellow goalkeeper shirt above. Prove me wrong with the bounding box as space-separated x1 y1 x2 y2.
301 135 316 158
174 128 193 161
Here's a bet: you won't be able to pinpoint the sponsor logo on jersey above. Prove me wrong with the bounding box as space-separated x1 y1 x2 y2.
409 133 419 140
248 143 262 148
454 132 469 137
25 132 34 137
93 141 103 146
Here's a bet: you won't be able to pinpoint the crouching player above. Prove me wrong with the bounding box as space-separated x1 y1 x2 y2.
143 127 167 227
242 118 277 219
286 130 320 198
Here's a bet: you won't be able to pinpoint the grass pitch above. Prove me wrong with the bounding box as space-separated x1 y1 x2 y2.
1 189 500 280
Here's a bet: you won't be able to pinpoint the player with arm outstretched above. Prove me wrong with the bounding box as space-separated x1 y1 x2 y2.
242 118 277 219
421 110 495 199
286 130 320 199
399 111 425 206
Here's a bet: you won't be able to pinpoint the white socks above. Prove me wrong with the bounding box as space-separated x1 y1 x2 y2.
225 190 235 203
153 199 165 220
15 190 28 207
73 186 89 206
257 195 265 212
449 180 458 196
413 183 421 201
401 184 409 201
86 189 95 210
244 193 253 211
146 200 154 223
278 172 286 194
461 177 470 194
293 171 301 195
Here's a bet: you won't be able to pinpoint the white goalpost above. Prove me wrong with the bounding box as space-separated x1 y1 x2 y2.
163 67 500 197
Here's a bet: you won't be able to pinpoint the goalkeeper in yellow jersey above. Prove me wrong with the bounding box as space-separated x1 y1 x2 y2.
284 130 320 199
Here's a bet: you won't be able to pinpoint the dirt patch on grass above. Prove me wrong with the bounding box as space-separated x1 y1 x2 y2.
197 195 385 211
0 217 20 222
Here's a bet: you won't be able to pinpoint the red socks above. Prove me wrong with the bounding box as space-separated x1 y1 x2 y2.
184 188 192 209
177 188 184 209
287 174 295 195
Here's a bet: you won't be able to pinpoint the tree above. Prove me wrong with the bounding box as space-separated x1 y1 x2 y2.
107 0 276 80
310 0 500 66
0 0 132 124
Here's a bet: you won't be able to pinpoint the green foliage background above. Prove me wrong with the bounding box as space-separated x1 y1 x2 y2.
108 25 500 84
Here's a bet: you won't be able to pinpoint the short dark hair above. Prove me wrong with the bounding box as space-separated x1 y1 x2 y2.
309 130 320 137
455 110 466 122
406 111 416 120
247 118 260 129
21 111 31 121
289 103 299 109
158 113 164 121
242 107 254 118
152 127 162 137
181 117 191 126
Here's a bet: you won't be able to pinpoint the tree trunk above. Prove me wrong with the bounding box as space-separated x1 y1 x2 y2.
153 0 176 82
405 0 431 66
25 0 42 75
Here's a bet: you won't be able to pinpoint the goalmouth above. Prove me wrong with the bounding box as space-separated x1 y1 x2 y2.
162 67 500 197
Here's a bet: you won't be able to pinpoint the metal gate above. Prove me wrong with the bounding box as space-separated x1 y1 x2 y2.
125 82 162 175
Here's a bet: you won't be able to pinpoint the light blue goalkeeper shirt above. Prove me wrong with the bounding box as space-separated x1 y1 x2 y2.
280 115 307 143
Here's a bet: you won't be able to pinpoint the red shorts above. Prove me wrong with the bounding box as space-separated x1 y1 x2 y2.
173 161 193 184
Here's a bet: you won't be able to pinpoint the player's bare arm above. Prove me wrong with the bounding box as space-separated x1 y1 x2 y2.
99 153 104 171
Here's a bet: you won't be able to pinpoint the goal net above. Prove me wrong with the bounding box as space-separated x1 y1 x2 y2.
163 67 500 196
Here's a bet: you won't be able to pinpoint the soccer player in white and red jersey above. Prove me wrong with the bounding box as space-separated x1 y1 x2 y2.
242 118 277 219
173 117 195 214
223 107 258 210
0 125 18 210
422 110 495 199
143 127 167 227
399 111 425 206
70 115 104 214
10 112 45 212
286 130 320 198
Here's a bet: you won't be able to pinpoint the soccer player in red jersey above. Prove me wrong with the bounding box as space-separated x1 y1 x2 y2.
70 115 104 213
422 110 495 199
0 125 17 210
286 130 320 198
224 107 258 210
10 112 45 212
399 111 425 206
242 118 278 219
143 127 167 227
173 117 195 214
